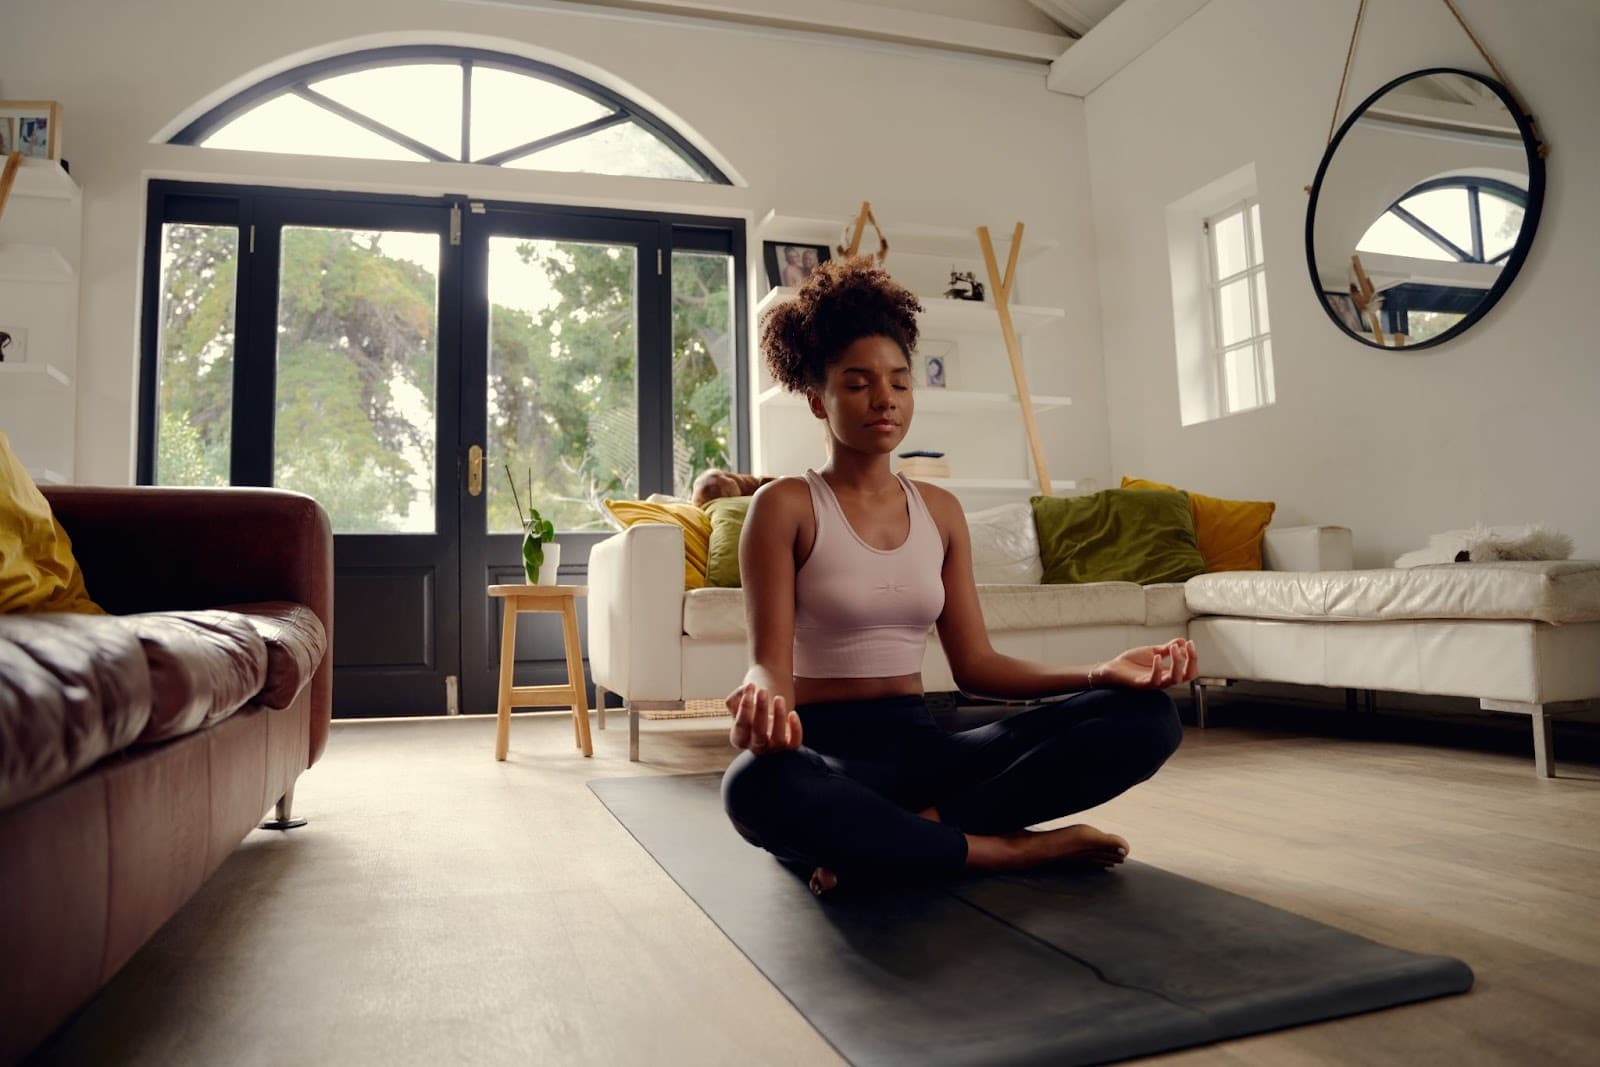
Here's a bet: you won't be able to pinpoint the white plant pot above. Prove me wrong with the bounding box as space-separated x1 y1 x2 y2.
537 542 562 586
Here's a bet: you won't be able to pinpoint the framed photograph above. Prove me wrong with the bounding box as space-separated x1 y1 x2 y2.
763 242 831 289
0 101 62 161
0 325 27 364
1324 291 1368 334
925 356 946 388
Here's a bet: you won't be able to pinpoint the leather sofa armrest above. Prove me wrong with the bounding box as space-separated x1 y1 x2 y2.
1262 525 1354 572
586 523 687 702
43 486 334 762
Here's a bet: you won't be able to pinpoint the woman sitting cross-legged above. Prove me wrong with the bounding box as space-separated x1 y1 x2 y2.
720 257 1195 897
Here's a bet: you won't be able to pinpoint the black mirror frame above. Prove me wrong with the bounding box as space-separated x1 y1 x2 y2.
1304 66 1546 352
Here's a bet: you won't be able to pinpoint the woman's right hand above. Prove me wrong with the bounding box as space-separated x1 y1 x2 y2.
727 682 804 755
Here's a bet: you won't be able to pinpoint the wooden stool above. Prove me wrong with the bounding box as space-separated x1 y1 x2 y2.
487 585 591 759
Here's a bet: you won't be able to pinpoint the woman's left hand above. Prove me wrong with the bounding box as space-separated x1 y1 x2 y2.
1091 639 1198 690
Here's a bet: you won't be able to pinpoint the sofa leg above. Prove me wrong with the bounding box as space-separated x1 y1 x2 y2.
259 785 307 831
595 684 607 731
1480 699 1588 779
1190 677 1230 729
624 701 686 762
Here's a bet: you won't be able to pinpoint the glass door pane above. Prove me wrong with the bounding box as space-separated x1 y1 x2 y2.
486 236 638 533
275 226 441 533
671 250 735 499
153 223 238 486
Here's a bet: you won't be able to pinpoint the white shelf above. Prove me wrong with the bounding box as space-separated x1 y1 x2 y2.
0 363 71 387
758 383 1069 413
27 467 68 485
5 161 80 201
757 211 1059 264
756 286 1063 336
0 243 74 283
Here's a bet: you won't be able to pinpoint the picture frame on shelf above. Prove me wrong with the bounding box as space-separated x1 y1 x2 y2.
919 338 954 389
0 101 61 161
763 241 830 289
0 326 26 364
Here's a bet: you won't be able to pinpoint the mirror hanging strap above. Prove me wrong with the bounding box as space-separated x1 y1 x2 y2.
1324 0 1548 158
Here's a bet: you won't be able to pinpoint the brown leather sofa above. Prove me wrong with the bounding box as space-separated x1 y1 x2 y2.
0 487 333 1065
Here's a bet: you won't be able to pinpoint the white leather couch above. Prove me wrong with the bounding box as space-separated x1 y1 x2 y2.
585 505 1350 760
588 503 1600 776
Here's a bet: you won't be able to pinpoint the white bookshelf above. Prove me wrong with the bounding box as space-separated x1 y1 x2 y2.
0 160 82 482
750 215 1071 502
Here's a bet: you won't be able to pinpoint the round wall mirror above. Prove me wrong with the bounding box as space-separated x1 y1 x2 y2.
1306 67 1545 350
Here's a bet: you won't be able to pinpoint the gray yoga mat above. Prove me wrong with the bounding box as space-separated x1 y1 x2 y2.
590 772 1473 1067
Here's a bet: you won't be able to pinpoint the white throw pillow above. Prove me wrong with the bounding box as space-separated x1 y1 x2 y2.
964 502 1044 584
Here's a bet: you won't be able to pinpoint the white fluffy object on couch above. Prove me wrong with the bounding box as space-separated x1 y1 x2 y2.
1394 524 1575 567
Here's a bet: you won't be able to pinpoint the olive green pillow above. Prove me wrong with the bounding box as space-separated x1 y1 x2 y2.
704 496 752 588
1030 489 1207 585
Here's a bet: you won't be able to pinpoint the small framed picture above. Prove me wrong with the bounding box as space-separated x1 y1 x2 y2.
0 101 62 161
0 325 27 364
925 356 946 389
763 242 831 290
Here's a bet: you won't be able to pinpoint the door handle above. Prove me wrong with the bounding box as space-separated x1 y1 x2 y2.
468 445 484 496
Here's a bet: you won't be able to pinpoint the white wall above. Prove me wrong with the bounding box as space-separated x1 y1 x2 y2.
0 0 1108 492
1085 0 1600 565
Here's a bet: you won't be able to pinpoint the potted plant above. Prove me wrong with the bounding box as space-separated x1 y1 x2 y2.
505 465 559 585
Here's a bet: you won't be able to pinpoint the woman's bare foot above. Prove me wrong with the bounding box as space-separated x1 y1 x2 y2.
964 823 1130 872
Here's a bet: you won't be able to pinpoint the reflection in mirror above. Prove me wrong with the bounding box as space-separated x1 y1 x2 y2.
1307 69 1543 350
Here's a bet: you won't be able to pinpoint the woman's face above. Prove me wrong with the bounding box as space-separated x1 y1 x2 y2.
784 247 802 265
807 335 913 455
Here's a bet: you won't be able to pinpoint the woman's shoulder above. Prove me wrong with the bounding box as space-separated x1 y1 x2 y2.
749 475 813 515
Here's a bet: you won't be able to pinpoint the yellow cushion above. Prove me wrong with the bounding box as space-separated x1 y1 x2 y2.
1121 475 1276 572
0 431 103 614
601 499 712 589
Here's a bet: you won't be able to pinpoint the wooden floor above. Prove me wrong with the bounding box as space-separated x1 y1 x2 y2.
31 696 1600 1066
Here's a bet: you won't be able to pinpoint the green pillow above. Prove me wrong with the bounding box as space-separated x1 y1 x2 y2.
1031 489 1207 585
704 496 752 588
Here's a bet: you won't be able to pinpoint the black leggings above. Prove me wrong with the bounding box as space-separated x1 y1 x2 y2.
720 688 1183 879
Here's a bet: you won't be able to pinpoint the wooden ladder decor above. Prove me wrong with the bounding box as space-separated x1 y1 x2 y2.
837 200 889 264
978 222 1053 496
0 152 22 226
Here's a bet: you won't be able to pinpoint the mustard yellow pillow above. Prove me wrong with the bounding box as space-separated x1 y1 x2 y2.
601 499 712 589
0 431 103 614
1121 475 1276 572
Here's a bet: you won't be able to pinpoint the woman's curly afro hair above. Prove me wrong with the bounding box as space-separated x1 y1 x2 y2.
760 256 923 392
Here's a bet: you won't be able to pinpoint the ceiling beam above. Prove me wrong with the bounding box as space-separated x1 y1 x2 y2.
470 0 1073 63
1046 0 1211 97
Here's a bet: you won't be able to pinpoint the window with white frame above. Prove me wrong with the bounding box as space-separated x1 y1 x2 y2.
1203 200 1274 415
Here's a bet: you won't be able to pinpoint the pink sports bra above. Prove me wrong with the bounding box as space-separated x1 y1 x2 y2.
793 469 946 678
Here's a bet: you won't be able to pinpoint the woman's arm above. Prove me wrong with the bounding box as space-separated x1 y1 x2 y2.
923 485 1195 699
728 478 806 752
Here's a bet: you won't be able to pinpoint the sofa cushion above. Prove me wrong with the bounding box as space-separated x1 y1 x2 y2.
683 587 747 639
120 610 269 743
223 602 329 709
966 502 1044 584
1122 475 1276 572
1032 490 1207 585
1185 561 1600 625
705 496 752 588
975 583 1147 630
1143 583 1193 627
0 430 104 616
0 613 153 813
682 582 1149 640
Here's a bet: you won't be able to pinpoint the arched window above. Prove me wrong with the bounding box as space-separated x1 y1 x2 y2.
1356 176 1526 265
170 46 730 184
1355 176 1526 342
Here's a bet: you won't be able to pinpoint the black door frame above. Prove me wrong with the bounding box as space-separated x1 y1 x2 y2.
139 180 747 718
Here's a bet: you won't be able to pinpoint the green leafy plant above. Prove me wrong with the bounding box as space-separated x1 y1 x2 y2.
505 464 555 581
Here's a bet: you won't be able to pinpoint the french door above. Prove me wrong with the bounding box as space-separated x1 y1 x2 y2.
140 182 745 717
